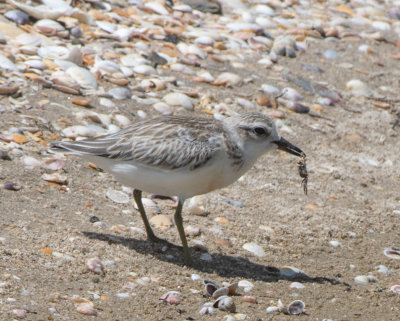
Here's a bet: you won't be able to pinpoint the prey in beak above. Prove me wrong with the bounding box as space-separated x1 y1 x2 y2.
273 137 305 158
273 137 308 195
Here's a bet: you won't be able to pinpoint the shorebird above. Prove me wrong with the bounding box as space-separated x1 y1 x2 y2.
52 112 305 265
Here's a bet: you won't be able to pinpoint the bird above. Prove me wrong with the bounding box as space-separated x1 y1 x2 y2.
51 112 305 266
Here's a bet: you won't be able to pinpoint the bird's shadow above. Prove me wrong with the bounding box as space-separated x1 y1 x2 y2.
82 231 350 288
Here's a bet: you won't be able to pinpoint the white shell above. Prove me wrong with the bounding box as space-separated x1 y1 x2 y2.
106 189 130 204
383 248 400 260
375 265 391 275
86 258 104 274
153 102 173 116
214 72 243 86
238 280 254 292
242 242 265 257
346 79 372 97
38 46 70 60
66 66 98 89
76 303 97 316
113 114 131 127
170 63 194 75
390 285 400 294
163 93 193 110
41 173 68 184
133 64 157 75
62 125 97 138
214 295 236 312
34 19 65 33
354 275 377 285
144 2 169 15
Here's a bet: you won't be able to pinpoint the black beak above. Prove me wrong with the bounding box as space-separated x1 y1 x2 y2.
273 137 305 157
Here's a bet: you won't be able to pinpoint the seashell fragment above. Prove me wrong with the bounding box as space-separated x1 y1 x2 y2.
213 295 236 313
204 280 219 296
153 102 173 116
0 54 18 71
290 282 305 289
9 0 73 20
160 291 181 305
383 248 400 260
163 93 193 110
212 287 229 299
5 10 30 25
242 242 265 257
109 87 132 100
42 173 68 185
38 46 70 60
144 2 169 15
354 275 377 285
86 258 104 274
287 300 305 315
150 215 172 228
106 189 130 204
213 72 243 87
238 280 254 293
199 303 216 316
346 79 371 97
185 225 201 237
279 266 305 278
42 158 65 171
329 240 343 248
66 66 97 89
266 306 280 313
62 126 97 138
241 296 257 303
76 303 97 316
34 19 66 36
390 285 400 295
12 309 27 319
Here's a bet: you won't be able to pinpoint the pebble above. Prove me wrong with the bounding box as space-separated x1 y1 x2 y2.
242 242 265 257
290 282 305 289
329 240 343 248
116 293 130 298
191 274 202 281
323 49 340 60
279 266 305 278
200 253 212 262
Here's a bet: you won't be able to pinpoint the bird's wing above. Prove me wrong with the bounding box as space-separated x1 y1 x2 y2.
52 116 223 170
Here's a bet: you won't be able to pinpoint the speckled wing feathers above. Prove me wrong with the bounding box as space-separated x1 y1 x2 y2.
53 116 226 171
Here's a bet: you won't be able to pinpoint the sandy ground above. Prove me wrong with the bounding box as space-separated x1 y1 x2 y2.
1 5 400 321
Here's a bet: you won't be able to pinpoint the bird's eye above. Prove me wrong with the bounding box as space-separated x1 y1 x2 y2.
254 126 268 136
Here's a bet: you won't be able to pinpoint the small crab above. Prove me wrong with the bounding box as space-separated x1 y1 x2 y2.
297 154 308 195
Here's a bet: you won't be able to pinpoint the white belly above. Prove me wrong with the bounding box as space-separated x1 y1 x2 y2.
84 152 255 199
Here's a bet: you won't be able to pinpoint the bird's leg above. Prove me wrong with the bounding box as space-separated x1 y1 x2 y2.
133 189 161 242
174 199 193 266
